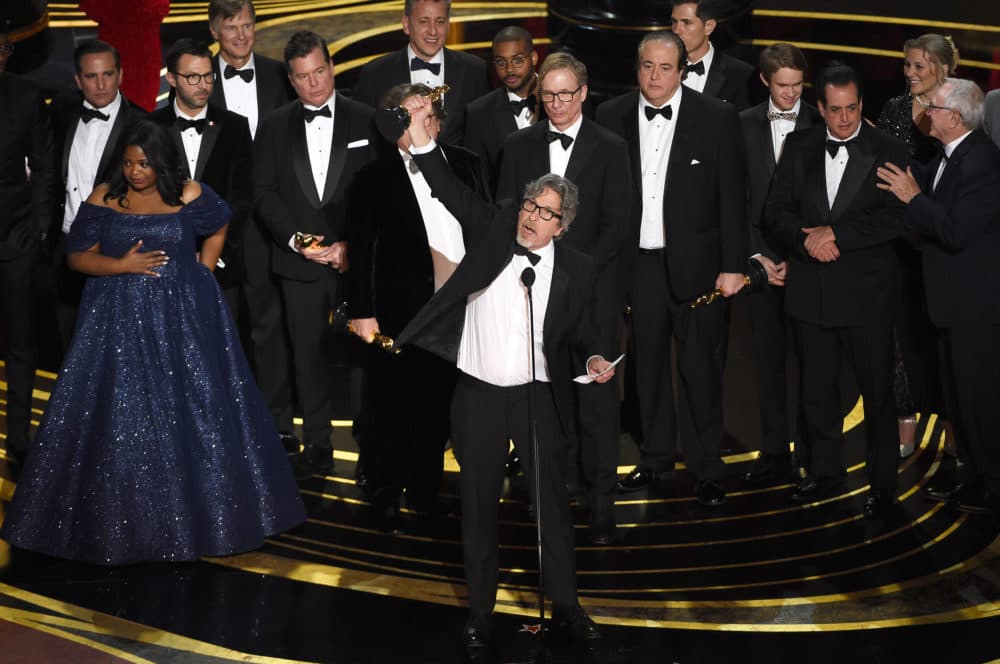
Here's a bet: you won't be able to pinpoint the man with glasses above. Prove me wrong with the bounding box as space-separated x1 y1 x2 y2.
464 26 541 187
0 29 53 471
877 78 1000 516
149 39 253 314
351 0 488 145
762 61 909 519
396 92 614 648
497 52 632 545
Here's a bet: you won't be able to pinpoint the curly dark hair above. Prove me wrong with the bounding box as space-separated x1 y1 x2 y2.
104 120 188 207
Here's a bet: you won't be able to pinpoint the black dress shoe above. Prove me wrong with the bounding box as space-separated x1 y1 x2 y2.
925 481 973 503
375 500 405 535
278 431 301 454
589 516 616 545
863 489 897 519
790 475 843 502
617 466 664 493
354 462 368 490
743 454 791 484
695 479 726 507
504 449 522 478
552 604 601 641
463 612 493 648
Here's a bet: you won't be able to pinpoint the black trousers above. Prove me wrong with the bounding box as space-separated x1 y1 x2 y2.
0 249 38 453
451 373 577 614
631 252 728 481
792 319 897 490
938 324 1000 492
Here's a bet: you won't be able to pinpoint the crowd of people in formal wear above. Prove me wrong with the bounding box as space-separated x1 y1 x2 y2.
1 0 999 649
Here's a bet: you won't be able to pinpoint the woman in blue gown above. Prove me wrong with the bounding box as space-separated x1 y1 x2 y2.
1 121 305 565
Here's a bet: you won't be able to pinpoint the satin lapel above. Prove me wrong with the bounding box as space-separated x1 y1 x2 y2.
564 121 597 185
804 132 830 222
288 104 322 208
623 93 642 193
95 101 130 187
665 91 696 189
493 89 518 135
527 124 552 177
543 246 569 343
829 130 876 221
211 56 227 107
702 56 725 100
193 110 221 181
389 151 424 239
321 93 349 207
756 106 777 173
61 108 80 184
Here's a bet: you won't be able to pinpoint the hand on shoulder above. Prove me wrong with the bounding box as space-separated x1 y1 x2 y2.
181 180 203 204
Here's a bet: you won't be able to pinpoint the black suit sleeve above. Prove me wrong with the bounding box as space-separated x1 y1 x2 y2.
831 142 909 252
344 169 378 318
762 132 811 261
717 105 749 272
412 143 495 246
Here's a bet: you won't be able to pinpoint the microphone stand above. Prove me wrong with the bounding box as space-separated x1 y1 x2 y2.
520 265 546 661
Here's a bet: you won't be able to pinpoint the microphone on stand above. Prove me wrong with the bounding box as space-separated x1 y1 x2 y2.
520 265 546 648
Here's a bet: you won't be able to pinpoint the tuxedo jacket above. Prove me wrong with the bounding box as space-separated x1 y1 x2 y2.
254 93 376 282
351 47 489 146
50 90 146 237
396 144 601 435
344 142 489 337
740 100 823 260
762 123 909 327
905 130 1000 327
147 104 253 289
701 51 753 111
463 86 543 188
496 118 632 333
209 53 295 115
595 88 748 301
0 73 54 259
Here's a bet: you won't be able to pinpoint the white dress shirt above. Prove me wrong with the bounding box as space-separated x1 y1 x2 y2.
400 148 466 272
933 130 972 192
768 97 800 161
638 89 681 249
64 92 123 233
287 93 336 250
174 100 208 180
507 90 534 130
408 45 445 90
547 114 582 177
824 124 862 209
682 42 715 94
218 53 260 138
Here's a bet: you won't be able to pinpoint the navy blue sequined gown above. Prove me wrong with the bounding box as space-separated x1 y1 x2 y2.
1 186 306 565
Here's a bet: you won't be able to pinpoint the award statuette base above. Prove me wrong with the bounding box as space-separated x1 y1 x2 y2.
329 302 401 355
374 84 451 143
688 257 769 309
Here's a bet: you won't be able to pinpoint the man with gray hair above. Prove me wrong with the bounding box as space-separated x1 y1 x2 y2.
877 77 1000 516
396 94 614 648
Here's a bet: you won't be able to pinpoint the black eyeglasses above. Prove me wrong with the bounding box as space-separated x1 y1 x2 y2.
521 198 562 221
915 94 959 116
173 72 215 85
539 85 583 104
493 54 529 69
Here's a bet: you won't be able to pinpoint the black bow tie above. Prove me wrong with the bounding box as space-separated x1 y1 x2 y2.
825 138 857 158
685 60 706 78
767 110 797 122
80 106 109 123
410 57 441 76
545 130 573 149
644 105 672 121
223 64 254 83
303 105 332 123
176 117 207 134
510 96 536 116
513 243 541 266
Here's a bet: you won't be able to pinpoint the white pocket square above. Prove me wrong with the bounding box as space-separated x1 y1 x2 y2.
690 158 701 165
347 139 370 149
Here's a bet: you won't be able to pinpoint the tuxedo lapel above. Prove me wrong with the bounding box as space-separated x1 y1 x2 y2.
194 109 221 181
665 91 696 190
703 56 725 100
543 248 569 344
321 93 350 207
829 130 876 221
492 89 519 135
564 121 597 185
621 92 642 193
288 104 322 208
211 56 228 107
61 107 80 184
804 132 830 222
754 105 777 173
95 99 130 187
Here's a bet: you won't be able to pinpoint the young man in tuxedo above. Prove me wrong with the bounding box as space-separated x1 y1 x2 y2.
254 31 376 476
208 0 298 448
0 31 53 467
497 52 632 544
50 39 145 349
877 78 1000 515
148 39 253 314
762 61 909 519
351 0 489 145
670 0 752 110
463 25 540 187
596 31 747 507
345 83 489 533
396 93 614 649
739 43 822 485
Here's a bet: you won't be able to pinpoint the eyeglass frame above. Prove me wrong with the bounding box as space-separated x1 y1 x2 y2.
538 84 584 104
915 94 961 119
492 54 530 70
521 197 563 221
172 71 216 86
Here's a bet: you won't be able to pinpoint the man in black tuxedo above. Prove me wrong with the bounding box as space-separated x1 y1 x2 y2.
762 61 908 519
396 93 612 649
463 25 540 187
0 32 53 464
739 43 822 484
208 0 298 446
877 78 1000 515
255 31 376 475
351 0 489 145
345 83 489 533
149 39 253 314
50 39 145 349
497 52 631 543
671 0 752 110
597 31 747 507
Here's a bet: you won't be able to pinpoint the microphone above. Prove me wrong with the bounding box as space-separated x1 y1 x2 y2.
521 266 536 289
